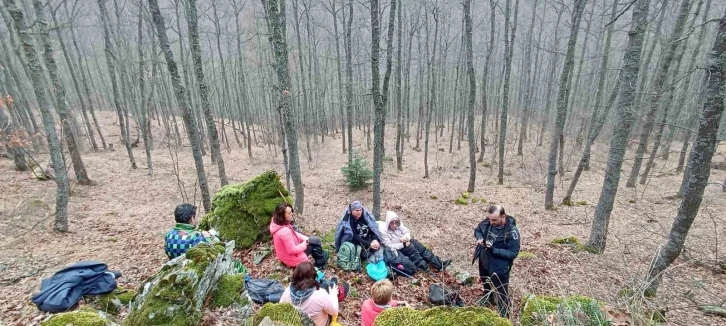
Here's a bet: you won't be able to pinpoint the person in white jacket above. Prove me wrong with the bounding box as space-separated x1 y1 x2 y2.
379 211 451 271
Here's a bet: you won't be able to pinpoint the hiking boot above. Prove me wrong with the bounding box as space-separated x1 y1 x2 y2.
440 259 452 270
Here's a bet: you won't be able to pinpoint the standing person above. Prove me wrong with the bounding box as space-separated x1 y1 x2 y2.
380 211 451 271
334 201 383 260
164 203 211 259
472 205 520 317
270 203 328 268
279 262 349 326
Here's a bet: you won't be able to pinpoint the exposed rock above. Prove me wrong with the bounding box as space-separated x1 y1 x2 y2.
199 171 292 249
124 242 239 326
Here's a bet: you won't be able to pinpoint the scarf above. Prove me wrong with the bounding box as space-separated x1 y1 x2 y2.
290 285 315 305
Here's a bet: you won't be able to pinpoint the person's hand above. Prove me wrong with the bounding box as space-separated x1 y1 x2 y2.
202 231 211 238
485 240 493 249
371 240 380 250
476 239 484 245
329 284 339 297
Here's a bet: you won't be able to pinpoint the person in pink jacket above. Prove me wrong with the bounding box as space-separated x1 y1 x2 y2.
270 203 328 268
280 262 349 326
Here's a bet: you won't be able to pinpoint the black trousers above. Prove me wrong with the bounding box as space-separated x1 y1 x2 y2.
480 269 511 317
304 236 328 268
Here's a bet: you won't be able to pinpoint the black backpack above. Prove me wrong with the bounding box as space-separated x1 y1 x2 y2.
429 283 463 306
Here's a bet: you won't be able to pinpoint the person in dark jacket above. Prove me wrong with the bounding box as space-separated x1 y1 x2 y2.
472 205 520 317
334 201 383 260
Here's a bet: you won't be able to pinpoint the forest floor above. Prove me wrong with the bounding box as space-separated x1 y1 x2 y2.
1 111 725 326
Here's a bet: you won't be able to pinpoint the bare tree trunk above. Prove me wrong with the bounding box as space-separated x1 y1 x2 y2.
562 0 620 205
626 0 692 188
5 0 69 231
544 0 586 209
464 0 476 192
345 0 354 164
538 7 564 147
35 0 93 186
263 0 305 214
137 2 153 174
98 0 137 169
423 9 438 179
190 0 228 186
477 0 496 162
148 0 211 211
645 10 725 294
233 1 253 159
498 0 519 185
0 102 27 171
517 0 539 156
587 0 651 253
395 0 404 171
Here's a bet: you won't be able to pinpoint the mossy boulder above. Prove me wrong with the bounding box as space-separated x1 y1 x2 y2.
252 303 315 326
551 236 581 245
124 242 240 326
41 310 115 326
199 170 292 249
85 287 137 315
519 294 607 326
211 274 246 308
455 197 469 205
375 306 511 326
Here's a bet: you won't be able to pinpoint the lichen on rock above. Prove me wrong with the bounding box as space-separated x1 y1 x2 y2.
375 306 511 326
252 303 315 326
199 170 292 249
124 242 238 326
519 294 607 326
41 310 115 326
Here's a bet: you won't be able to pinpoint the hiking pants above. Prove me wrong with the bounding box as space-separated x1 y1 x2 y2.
480 270 511 318
401 239 446 270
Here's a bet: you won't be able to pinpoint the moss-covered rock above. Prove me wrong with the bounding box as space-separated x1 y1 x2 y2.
124 242 238 326
252 303 315 326
86 287 137 315
455 197 469 205
551 236 581 245
211 274 246 308
375 306 511 326
199 170 292 249
517 251 536 260
520 294 607 326
461 192 472 199
41 310 114 326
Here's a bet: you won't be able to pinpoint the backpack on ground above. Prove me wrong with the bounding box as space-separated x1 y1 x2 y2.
366 260 389 281
429 283 463 306
336 242 362 271
244 275 285 304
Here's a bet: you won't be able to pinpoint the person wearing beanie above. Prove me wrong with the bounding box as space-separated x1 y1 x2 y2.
380 211 451 271
334 200 383 260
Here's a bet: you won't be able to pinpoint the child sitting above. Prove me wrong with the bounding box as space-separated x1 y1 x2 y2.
360 279 407 326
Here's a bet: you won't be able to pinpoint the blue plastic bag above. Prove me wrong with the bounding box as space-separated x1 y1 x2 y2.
366 260 388 281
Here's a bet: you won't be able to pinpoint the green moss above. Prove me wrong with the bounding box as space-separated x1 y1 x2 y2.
577 200 589 206
551 236 581 245
211 274 246 308
461 192 472 199
472 197 479 204
481 162 492 168
520 295 607 326
455 197 469 205
430 195 438 200
375 306 511 326
252 303 304 326
123 243 225 326
199 171 292 249
88 287 137 314
517 251 536 259
562 198 574 206
41 310 110 326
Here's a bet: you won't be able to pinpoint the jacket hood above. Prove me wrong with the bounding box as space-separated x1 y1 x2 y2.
384 211 404 232
269 220 288 235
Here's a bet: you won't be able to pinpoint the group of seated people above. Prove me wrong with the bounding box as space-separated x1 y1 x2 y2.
163 200 520 326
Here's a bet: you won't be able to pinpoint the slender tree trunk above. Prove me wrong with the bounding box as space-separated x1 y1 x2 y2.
98 0 137 169
626 0 692 188
6 0 69 231
0 101 27 171
562 0 620 205
35 0 93 186
424 10 438 179
538 7 564 147
137 2 153 174
464 0 476 192
544 0 586 209
148 0 211 211
263 0 305 214
645 10 725 294
587 0 651 253
189 0 228 186
477 0 496 162
345 0 354 164
517 0 539 156
395 0 404 171
498 0 519 185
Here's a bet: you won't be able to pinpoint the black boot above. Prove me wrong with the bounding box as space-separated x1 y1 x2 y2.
429 256 451 271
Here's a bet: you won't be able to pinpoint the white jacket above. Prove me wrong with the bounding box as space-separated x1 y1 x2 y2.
379 211 411 250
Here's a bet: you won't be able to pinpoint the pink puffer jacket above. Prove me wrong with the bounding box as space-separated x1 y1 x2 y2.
270 220 309 267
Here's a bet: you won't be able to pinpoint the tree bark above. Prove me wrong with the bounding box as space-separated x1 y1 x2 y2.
626 0 692 188
464 0 476 192
5 0 70 232
98 0 137 169
35 0 93 186
477 0 496 162
0 100 27 171
345 0 354 164
148 0 211 211
137 2 153 174
498 0 519 185
587 0 651 253
544 0 587 209
562 0 620 205
517 0 539 156
394 0 404 171
645 10 725 294
189 0 228 186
